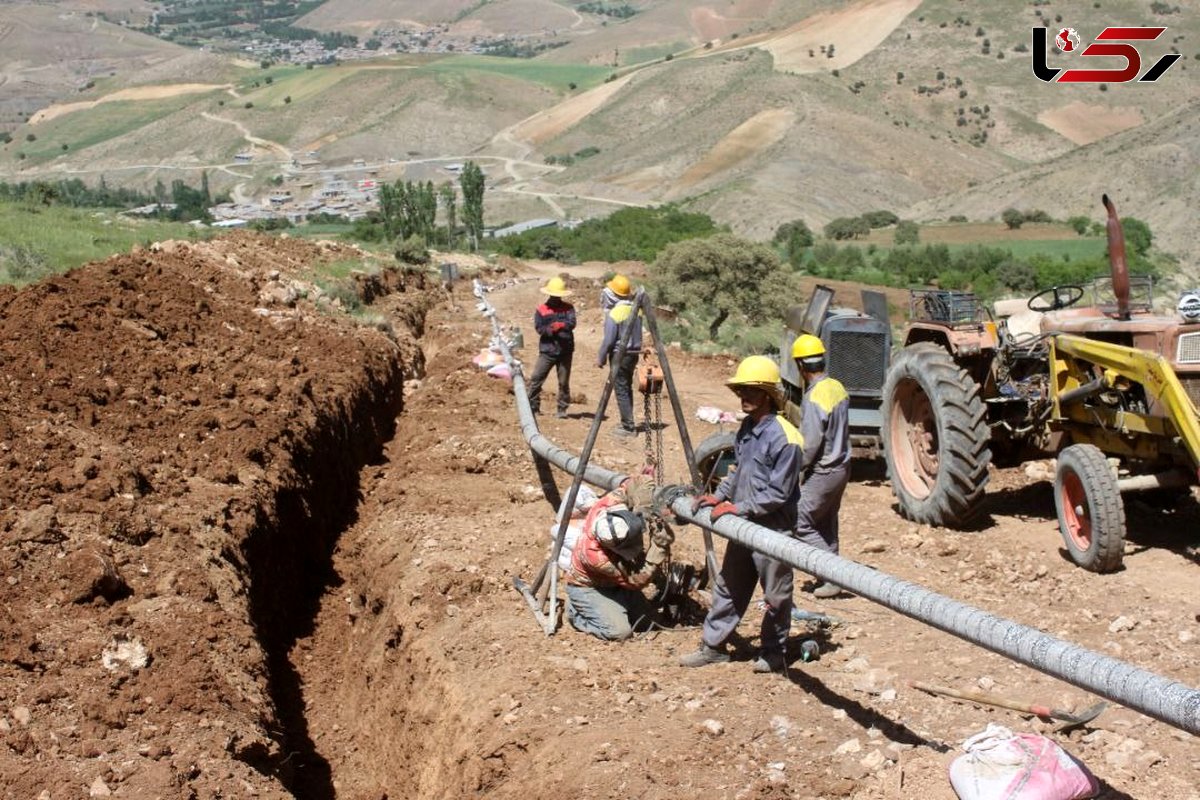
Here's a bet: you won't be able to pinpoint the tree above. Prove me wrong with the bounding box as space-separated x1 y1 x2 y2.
652 234 789 340
894 220 920 245
772 219 813 266
438 182 457 248
1066 215 1090 235
460 161 485 250
824 216 870 240
1120 217 1153 256
1001 208 1024 230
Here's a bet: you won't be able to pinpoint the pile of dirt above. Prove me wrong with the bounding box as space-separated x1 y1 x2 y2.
0 233 434 797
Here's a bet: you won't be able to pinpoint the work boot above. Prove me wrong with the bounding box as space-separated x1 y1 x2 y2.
679 644 731 668
752 651 787 674
611 425 636 438
812 582 843 599
555 409 569 419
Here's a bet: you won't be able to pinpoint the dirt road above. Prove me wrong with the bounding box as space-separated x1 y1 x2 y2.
0 243 1196 798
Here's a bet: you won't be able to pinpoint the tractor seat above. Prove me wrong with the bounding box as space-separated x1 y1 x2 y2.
992 298 1044 342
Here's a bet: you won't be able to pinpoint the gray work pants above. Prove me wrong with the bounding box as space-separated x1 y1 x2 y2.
612 352 639 430
527 351 573 414
700 541 793 655
795 466 850 554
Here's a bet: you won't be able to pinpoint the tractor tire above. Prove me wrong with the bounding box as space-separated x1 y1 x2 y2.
1054 444 1125 573
882 343 991 526
694 432 736 492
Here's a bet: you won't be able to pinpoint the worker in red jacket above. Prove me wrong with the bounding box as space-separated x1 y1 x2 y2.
528 276 576 419
564 491 671 640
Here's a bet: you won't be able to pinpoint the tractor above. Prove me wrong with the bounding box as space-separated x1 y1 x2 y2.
694 286 892 485
882 194 1200 572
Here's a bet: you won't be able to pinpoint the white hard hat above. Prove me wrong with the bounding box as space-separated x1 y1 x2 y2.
1178 291 1200 323
592 503 644 555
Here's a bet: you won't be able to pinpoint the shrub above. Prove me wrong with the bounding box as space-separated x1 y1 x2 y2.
1001 208 1024 230
395 234 430 265
1066 215 1091 235
894 220 919 245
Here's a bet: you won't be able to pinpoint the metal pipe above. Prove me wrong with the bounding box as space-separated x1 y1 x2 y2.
670 500 1199 735
472 280 1200 735
1117 469 1193 493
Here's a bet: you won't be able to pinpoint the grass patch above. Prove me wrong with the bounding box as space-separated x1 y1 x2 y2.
10 96 215 165
0 202 205 284
859 222 1106 261
422 55 611 91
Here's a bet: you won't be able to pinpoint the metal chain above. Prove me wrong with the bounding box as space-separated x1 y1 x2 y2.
643 386 654 475
654 389 664 485
640 373 665 486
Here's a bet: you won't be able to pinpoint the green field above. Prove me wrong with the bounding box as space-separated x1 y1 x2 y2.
0 203 206 284
422 55 612 90
7 96 219 165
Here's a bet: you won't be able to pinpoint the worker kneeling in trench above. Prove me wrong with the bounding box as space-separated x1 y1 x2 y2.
562 483 674 640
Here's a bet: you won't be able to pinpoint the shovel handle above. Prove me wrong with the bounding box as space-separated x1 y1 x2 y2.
910 681 1053 719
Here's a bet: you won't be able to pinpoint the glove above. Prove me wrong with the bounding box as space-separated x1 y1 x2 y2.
645 541 670 567
691 493 720 514
650 524 674 548
549 321 567 333
709 501 738 522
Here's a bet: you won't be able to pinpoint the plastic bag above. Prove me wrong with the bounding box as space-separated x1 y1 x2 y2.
485 363 512 382
472 348 504 368
551 523 583 571
948 723 1099 800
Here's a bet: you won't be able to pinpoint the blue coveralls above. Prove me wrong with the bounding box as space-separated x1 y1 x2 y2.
796 375 851 554
700 412 803 656
596 287 643 432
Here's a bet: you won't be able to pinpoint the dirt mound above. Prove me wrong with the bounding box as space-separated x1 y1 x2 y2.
0 233 433 797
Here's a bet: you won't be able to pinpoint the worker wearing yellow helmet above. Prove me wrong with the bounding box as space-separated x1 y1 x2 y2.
790 333 851 599
528 276 577 419
681 355 804 674
597 273 643 437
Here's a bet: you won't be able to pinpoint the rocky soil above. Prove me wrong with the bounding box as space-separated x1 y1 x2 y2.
0 240 1196 799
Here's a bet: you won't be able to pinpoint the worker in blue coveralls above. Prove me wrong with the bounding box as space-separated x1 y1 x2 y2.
679 355 803 674
596 273 642 437
790 334 851 599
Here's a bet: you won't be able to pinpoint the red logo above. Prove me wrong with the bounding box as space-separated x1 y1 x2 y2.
1032 26 1181 83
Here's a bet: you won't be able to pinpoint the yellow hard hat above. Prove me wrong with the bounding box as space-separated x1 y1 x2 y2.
791 333 826 360
726 355 781 388
541 276 573 297
606 273 632 297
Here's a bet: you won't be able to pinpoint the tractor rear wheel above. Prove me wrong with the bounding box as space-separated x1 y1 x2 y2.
694 432 736 492
1054 444 1125 572
882 343 991 526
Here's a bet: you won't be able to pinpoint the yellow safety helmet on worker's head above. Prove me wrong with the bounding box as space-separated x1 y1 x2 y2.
606 273 632 297
791 333 826 360
726 355 781 388
726 356 783 409
541 276 573 298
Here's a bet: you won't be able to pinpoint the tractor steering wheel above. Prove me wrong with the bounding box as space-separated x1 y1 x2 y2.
1028 284 1085 312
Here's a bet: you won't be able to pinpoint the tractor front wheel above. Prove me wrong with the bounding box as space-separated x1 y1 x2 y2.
694 432 736 492
882 343 991 526
1054 444 1126 573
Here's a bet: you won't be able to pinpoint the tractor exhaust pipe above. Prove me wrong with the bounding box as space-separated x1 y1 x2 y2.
1103 193 1131 321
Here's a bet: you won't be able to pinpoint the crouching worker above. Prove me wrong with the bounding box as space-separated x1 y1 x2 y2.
564 490 671 641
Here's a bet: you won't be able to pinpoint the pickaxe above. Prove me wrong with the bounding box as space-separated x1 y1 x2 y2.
911 681 1108 731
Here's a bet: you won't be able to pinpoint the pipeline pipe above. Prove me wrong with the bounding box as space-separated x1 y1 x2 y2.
670 502 1199 735
472 280 1200 735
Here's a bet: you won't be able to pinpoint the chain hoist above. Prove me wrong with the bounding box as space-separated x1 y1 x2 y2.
638 352 666 485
